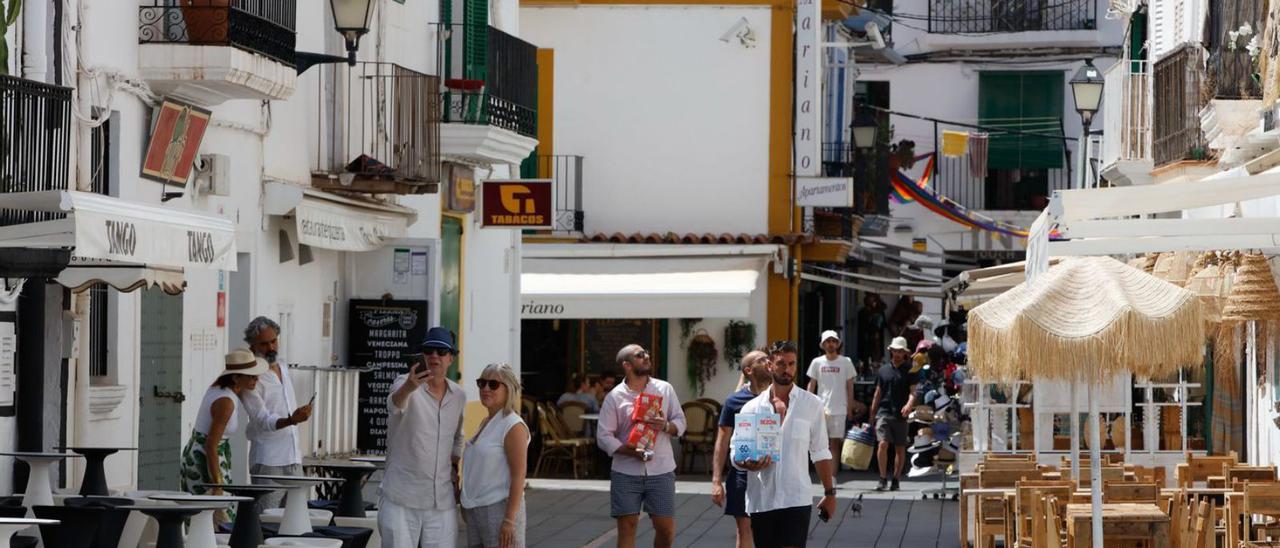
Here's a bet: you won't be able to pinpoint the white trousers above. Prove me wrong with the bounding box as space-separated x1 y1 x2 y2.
378 497 459 548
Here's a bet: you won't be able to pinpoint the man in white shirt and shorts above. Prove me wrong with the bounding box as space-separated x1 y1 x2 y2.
806 330 861 468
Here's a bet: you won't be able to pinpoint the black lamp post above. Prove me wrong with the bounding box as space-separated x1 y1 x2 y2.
852 112 879 149
296 0 376 74
1069 59 1105 130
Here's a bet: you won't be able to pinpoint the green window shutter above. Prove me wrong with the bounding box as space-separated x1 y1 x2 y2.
1129 11 1149 72
463 0 488 81
978 72 1065 170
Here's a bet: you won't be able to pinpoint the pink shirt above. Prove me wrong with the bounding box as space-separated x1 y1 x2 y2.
596 378 686 476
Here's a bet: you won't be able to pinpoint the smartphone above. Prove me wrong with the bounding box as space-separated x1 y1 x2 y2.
307 393 316 406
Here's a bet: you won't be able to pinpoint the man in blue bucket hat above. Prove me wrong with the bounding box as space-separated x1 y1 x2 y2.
378 326 467 547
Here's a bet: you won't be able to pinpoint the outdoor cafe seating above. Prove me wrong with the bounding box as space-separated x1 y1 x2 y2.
959 451 1280 548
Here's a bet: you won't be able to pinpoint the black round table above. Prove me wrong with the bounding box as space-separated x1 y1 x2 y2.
121 504 224 548
309 462 377 518
199 484 284 548
57 447 136 496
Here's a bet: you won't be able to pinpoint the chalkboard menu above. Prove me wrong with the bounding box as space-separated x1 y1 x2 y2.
581 319 661 374
350 299 430 452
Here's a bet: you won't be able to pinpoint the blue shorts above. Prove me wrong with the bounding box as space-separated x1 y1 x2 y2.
724 468 748 518
609 471 676 518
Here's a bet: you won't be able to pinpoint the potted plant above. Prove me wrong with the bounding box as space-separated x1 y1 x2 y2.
180 0 231 45
686 330 719 397
723 321 756 369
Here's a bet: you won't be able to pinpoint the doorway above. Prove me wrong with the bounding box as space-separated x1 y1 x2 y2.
136 288 184 490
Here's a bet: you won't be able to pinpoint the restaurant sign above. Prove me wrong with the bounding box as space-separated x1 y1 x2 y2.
480 180 552 229
295 198 409 253
350 299 430 452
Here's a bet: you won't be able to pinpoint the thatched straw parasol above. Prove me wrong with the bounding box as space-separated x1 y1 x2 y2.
968 256 1203 384
968 256 1202 548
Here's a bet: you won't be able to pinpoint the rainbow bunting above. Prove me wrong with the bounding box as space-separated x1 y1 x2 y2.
888 153 1046 239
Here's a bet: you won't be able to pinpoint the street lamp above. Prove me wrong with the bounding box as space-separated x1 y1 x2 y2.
852 112 879 149
331 0 375 65
1069 60 1104 129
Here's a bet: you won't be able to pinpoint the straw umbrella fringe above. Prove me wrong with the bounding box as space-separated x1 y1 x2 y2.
967 259 1204 384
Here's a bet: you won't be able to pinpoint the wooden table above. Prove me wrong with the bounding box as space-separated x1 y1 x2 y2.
1065 503 1169 548
958 475 983 547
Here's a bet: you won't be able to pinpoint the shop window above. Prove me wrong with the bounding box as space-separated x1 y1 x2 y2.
1131 370 1206 453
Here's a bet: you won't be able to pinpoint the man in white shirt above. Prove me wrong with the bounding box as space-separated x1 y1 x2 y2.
736 340 837 548
597 344 687 548
805 330 860 468
241 316 313 511
379 326 466 548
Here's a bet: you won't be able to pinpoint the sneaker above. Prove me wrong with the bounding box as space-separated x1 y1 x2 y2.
875 478 889 491
890 478 900 491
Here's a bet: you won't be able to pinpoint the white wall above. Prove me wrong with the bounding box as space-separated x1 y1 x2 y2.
519 6 773 236
662 283 769 403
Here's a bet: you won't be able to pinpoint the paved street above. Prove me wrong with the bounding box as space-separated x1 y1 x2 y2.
513 471 962 548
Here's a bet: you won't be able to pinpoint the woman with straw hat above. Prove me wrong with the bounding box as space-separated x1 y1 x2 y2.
179 348 269 519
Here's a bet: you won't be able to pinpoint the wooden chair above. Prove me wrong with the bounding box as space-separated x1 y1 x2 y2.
986 453 1036 462
558 400 589 435
977 469 1043 548
1011 480 1072 547
1076 465 1125 490
1037 496 1065 548
1129 464 1168 487
980 459 1041 472
1102 480 1159 504
534 402 593 478
693 397 722 418
679 401 718 473
1241 481 1280 547
1177 452 1239 488
1191 498 1214 548
1227 465 1278 486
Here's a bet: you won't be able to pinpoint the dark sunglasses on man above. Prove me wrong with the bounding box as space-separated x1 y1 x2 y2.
422 347 452 357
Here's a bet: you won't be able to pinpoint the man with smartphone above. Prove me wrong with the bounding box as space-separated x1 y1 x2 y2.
241 316 314 512
734 340 837 548
379 326 466 547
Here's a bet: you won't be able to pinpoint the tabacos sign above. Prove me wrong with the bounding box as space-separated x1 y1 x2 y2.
480 180 552 229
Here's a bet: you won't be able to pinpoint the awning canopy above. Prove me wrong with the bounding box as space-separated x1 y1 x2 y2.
265 182 415 252
0 190 236 270
521 244 776 319
945 259 1063 307
55 264 185 295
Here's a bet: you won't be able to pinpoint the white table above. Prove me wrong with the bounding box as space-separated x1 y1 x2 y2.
148 494 250 548
580 414 600 422
0 452 80 517
0 517 57 547
251 475 341 535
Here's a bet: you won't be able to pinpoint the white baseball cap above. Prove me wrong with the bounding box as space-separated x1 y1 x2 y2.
820 330 840 344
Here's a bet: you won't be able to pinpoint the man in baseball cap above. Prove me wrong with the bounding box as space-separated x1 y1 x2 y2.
806 330 861 469
378 326 466 547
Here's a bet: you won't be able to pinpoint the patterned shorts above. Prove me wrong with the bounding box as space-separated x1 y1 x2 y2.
609 471 676 518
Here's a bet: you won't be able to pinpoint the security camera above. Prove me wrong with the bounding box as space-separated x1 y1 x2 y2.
720 17 750 43
864 22 887 50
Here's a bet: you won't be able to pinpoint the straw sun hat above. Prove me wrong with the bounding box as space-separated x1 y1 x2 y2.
1221 253 1280 322
217 348 269 378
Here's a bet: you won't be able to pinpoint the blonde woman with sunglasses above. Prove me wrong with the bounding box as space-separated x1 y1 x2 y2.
461 363 530 548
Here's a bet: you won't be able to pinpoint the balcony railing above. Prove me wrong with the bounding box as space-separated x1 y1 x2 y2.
535 155 585 233
1153 44 1207 167
138 0 297 67
928 0 1096 34
822 142 890 216
0 75 72 227
312 62 442 192
925 120 1071 210
1101 60 1152 167
438 23 538 138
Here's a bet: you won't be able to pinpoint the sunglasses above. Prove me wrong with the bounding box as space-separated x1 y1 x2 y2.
631 350 650 361
476 378 504 390
423 348 452 357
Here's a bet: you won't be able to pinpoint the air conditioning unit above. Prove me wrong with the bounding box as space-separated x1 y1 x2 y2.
195 154 231 196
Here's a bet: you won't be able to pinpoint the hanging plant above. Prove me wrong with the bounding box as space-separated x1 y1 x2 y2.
686 329 719 396
0 1 21 77
723 320 757 369
678 318 702 348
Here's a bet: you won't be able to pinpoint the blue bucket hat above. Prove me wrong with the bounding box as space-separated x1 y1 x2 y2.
420 327 457 353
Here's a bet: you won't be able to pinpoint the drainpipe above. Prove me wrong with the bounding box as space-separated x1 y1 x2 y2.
20 0 47 83
67 0 91 488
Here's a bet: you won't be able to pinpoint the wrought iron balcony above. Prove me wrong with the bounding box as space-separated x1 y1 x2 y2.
438 24 538 139
0 75 72 227
138 0 297 67
312 62 442 194
928 0 1096 34
1153 44 1208 167
534 155 585 234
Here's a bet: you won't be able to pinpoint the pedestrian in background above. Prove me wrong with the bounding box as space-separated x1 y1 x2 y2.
240 316 313 513
557 372 600 412
870 337 917 491
597 344 686 548
378 327 466 547
806 330 861 468
711 350 773 548
735 340 837 548
462 363 530 548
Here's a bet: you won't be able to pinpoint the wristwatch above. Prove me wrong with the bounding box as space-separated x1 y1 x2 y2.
824 488 837 496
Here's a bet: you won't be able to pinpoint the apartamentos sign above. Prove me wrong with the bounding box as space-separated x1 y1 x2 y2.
795 177 854 207
480 180 553 229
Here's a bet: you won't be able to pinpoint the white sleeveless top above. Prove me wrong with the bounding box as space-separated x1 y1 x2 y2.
194 387 240 436
460 411 527 509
